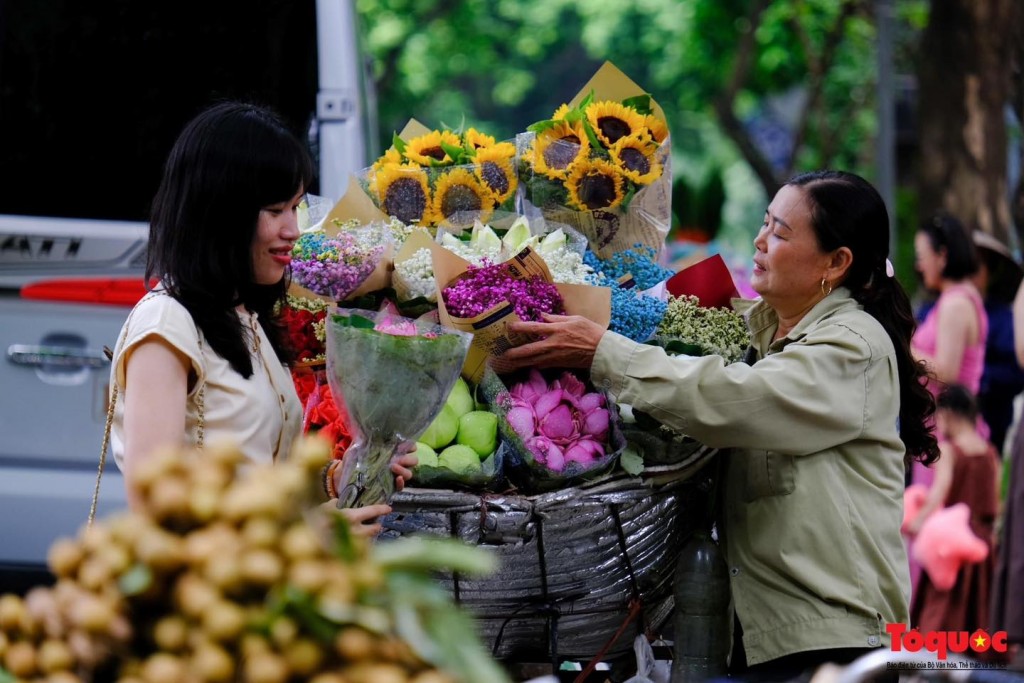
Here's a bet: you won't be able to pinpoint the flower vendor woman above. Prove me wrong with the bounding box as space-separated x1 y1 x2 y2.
108 102 411 535
500 170 939 679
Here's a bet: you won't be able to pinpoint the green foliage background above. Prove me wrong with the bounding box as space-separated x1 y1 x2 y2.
355 0 929 267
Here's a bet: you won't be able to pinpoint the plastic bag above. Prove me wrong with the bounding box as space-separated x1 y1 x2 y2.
623 635 671 683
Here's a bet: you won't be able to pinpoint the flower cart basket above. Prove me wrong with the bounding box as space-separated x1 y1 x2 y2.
380 448 716 664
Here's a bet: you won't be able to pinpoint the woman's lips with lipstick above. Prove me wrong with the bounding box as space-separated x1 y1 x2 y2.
271 247 293 266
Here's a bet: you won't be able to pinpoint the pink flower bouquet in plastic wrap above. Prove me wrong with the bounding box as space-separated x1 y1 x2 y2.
326 307 472 507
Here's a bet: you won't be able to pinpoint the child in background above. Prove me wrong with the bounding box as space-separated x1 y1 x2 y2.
907 384 999 632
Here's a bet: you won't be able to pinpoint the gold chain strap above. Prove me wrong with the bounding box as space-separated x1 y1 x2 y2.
89 296 205 526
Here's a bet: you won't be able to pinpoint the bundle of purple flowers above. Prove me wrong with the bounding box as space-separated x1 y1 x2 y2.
290 231 385 301
442 261 564 321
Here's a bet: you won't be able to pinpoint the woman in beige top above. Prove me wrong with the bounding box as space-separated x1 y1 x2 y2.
110 102 411 536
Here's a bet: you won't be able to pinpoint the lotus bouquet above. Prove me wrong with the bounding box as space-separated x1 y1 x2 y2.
289 228 388 302
365 126 517 228
326 307 472 508
484 369 625 491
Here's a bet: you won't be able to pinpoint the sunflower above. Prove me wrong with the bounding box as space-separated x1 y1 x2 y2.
473 145 517 204
371 147 403 174
376 164 432 225
585 101 646 148
643 115 669 144
432 168 495 224
551 103 573 121
530 122 590 180
403 130 463 166
609 134 662 185
566 158 625 211
463 127 496 150
485 140 517 158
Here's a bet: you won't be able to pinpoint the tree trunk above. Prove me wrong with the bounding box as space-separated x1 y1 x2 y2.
916 0 1019 242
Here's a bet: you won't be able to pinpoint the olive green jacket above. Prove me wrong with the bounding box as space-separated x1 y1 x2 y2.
591 288 910 665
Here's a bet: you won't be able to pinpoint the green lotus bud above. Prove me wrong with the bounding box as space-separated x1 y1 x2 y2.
438 444 483 474
456 411 498 458
412 442 438 468
419 404 458 450
446 377 475 419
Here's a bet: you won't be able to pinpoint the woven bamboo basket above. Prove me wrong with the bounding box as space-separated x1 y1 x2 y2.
380 442 717 664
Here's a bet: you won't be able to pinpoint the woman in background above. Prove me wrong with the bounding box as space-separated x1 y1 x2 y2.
906 384 998 633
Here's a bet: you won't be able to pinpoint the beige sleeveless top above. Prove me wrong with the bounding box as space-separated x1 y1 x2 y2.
109 291 302 469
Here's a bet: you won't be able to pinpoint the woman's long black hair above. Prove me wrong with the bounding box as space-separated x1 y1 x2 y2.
788 170 939 467
146 102 314 377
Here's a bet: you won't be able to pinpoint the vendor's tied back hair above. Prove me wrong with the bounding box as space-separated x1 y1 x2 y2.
146 101 314 378
788 170 939 467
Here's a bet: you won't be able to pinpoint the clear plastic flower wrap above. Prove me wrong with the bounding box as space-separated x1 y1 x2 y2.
480 367 626 493
326 307 472 508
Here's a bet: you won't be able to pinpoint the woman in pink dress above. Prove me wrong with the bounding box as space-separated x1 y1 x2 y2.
909 213 988 593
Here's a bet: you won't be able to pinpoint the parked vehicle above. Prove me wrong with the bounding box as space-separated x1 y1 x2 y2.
0 0 373 590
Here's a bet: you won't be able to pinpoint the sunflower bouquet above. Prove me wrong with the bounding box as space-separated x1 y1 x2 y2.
516 62 672 260
363 125 518 230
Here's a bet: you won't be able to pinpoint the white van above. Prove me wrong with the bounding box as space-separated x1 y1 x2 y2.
0 0 373 590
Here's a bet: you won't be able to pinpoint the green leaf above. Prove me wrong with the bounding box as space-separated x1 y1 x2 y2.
621 94 652 115
440 141 468 164
581 118 604 151
619 183 638 213
117 563 153 596
662 339 705 356
578 89 595 110
563 108 583 124
620 448 645 475
330 513 359 562
392 133 407 155
331 313 376 330
372 536 497 576
277 585 344 643
0 667 17 683
527 119 558 134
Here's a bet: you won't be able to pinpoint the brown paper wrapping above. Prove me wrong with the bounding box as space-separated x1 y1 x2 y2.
432 246 611 383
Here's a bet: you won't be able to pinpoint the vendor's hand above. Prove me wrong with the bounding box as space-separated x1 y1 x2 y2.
496 313 606 371
390 440 417 491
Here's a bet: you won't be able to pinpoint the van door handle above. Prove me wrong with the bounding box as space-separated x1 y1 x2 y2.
6 344 110 369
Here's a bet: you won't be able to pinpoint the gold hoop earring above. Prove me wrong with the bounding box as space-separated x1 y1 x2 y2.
821 278 833 297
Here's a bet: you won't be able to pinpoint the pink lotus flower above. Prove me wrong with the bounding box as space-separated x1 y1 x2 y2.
506 370 609 472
